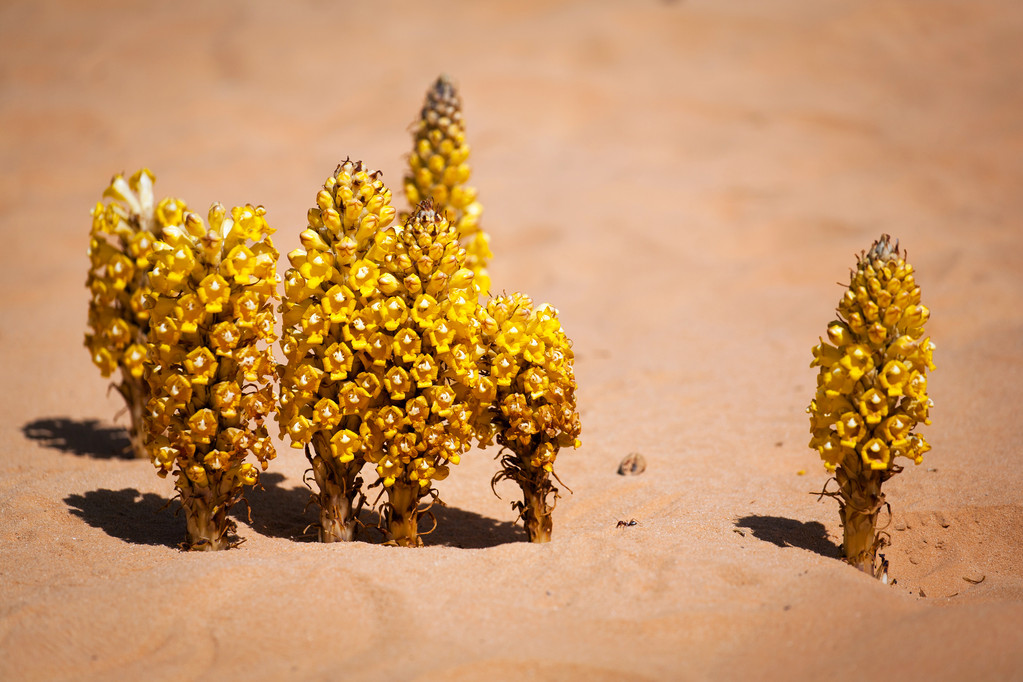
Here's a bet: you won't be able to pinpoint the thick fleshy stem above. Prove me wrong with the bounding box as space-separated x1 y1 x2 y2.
498 451 557 543
115 372 149 459
518 478 554 544
180 484 236 551
384 482 423 547
309 435 364 543
835 453 890 576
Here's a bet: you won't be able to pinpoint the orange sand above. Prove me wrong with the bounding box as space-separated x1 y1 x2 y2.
2 1 1022 680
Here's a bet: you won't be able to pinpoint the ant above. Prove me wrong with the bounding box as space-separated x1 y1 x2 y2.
616 519 638 528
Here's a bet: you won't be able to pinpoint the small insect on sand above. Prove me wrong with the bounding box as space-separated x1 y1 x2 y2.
616 519 638 528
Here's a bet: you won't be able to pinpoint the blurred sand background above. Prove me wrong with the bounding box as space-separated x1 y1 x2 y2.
2 0 1022 679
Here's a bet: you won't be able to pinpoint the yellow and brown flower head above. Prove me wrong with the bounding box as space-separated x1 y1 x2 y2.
808 235 935 472
144 203 279 494
280 159 482 494
404 75 491 295
477 293 581 473
85 169 187 381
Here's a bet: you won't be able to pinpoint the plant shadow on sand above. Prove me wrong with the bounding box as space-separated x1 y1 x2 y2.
242 473 524 548
735 515 841 559
24 417 132 459
424 503 524 548
64 488 181 547
237 472 320 543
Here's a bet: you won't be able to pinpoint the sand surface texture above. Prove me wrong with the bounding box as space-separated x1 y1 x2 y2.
2 1 1022 680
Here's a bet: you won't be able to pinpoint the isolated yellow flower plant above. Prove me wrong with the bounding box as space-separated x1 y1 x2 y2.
809 235 935 577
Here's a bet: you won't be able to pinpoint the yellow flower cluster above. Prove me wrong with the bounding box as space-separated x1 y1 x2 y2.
476 294 581 542
143 203 279 549
404 75 491 295
279 160 484 543
808 235 935 473
85 169 188 458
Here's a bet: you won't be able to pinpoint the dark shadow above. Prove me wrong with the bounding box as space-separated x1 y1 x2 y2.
24 417 131 459
735 515 840 558
64 488 181 547
239 473 521 548
235 472 320 543
425 503 524 548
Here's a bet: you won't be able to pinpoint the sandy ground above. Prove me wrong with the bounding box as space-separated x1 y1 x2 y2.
2 1 1023 680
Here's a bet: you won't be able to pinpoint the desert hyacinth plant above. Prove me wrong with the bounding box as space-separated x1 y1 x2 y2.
85 169 188 458
144 203 279 550
404 75 491 295
475 294 581 543
279 159 484 546
808 235 935 577
278 160 400 542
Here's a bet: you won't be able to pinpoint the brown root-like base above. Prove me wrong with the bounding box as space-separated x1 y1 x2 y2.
384 482 423 547
116 373 150 460
309 437 364 543
181 489 236 551
835 455 890 578
519 481 553 544
319 491 357 543
493 446 561 544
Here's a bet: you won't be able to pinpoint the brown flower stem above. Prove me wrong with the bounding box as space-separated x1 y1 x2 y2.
181 486 233 551
116 372 150 459
385 482 422 547
519 482 553 544
836 455 886 576
310 435 363 543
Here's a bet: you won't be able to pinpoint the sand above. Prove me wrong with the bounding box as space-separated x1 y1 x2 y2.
2 1 1022 680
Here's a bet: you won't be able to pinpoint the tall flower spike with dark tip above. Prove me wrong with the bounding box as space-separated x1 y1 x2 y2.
404 75 492 296
808 235 935 577
277 159 400 542
144 204 279 550
85 169 188 458
475 294 581 543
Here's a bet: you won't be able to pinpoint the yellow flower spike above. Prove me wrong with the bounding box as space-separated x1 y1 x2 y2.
403 76 491 295
807 235 934 578
138 198 278 551
86 170 191 459
475 294 581 544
